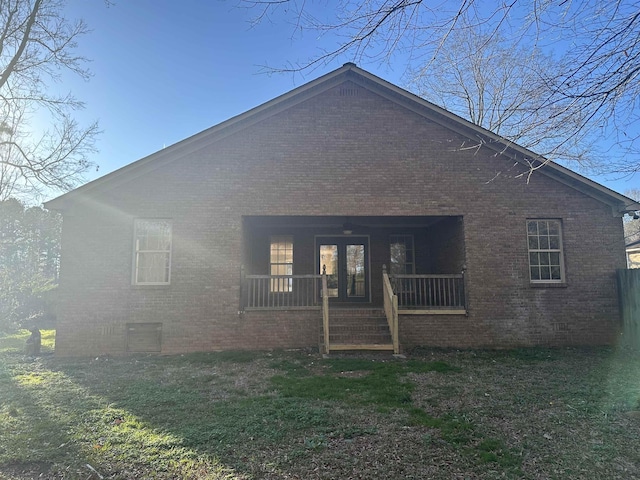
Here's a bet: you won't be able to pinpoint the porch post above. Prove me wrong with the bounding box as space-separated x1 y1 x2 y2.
461 267 468 313
322 264 330 354
239 264 245 313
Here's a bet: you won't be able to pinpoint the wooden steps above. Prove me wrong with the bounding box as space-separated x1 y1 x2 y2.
323 308 394 352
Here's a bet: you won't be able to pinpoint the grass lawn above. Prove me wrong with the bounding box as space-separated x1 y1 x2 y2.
0 331 639 479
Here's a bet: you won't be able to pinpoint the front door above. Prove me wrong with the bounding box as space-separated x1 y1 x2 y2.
317 236 369 303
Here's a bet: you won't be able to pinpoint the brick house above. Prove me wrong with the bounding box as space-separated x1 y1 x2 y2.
45 63 639 356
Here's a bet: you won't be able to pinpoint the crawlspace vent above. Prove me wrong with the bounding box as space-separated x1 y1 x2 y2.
126 322 162 352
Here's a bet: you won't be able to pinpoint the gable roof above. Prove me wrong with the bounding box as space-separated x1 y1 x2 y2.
45 63 640 215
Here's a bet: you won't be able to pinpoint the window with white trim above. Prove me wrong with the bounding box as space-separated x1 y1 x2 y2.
133 219 172 285
390 235 415 275
270 236 293 292
527 219 564 282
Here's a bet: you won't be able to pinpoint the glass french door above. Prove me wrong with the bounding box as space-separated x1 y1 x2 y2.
318 237 369 303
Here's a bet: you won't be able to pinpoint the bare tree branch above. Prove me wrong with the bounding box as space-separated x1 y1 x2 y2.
0 0 98 202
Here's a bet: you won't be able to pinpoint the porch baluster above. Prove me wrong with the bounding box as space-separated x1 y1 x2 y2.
390 273 466 311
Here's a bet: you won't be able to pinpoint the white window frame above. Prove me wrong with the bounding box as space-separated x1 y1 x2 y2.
133 219 172 285
270 235 293 293
526 219 565 283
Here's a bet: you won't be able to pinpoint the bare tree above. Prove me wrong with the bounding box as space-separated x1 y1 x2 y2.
408 26 600 167
245 0 640 173
0 0 99 202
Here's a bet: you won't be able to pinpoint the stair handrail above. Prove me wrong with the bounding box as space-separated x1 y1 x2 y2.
382 264 399 354
322 265 330 354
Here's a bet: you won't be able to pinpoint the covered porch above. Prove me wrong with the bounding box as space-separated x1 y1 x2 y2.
239 216 467 353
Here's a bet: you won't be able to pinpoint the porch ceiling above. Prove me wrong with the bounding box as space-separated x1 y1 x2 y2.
243 215 453 229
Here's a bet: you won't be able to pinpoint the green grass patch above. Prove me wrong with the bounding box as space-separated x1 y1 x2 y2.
408 408 475 445
324 357 460 375
269 358 456 408
270 358 460 411
271 372 414 408
476 438 520 468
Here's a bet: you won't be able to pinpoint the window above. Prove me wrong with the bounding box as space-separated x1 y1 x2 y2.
270 236 293 292
133 219 172 285
527 219 564 282
390 235 415 275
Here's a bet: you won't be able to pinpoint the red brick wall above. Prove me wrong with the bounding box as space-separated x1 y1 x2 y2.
54 79 626 355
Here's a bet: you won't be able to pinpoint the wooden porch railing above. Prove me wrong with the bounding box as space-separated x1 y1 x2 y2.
382 265 400 354
391 273 466 311
241 267 331 354
243 274 322 309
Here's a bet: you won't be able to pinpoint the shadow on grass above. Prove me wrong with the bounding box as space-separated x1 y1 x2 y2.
0 353 106 478
42 351 345 478
0 341 251 478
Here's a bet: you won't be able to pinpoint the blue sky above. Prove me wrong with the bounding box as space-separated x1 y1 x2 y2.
54 0 638 198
